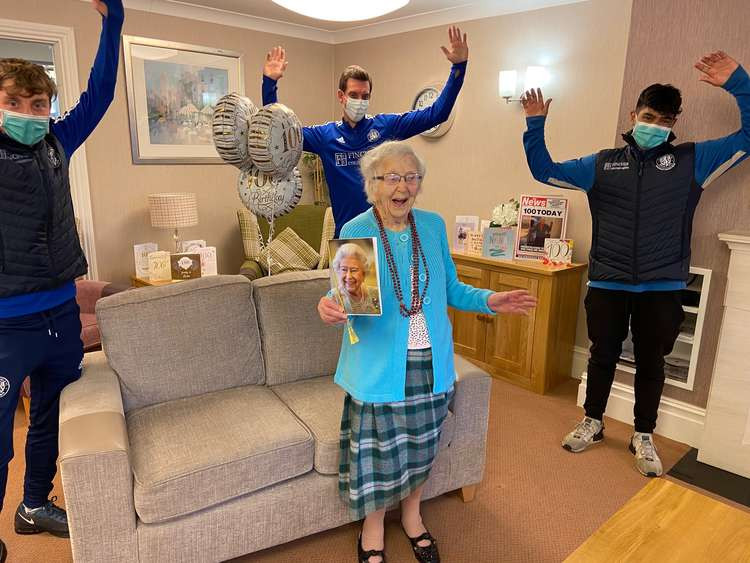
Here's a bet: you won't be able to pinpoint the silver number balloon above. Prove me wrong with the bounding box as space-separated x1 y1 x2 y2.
247 103 303 178
212 93 257 169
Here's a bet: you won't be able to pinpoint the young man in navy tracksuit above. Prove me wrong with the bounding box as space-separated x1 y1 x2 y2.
0 1 123 558
261 26 469 237
521 51 749 477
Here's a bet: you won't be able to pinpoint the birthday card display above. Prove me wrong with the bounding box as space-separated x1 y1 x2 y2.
454 215 480 252
514 195 569 261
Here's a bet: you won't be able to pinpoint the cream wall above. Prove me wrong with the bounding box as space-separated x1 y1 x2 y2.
2 1 334 281
334 0 633 349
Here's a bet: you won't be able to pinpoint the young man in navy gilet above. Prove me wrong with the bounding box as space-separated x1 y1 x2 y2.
521 51 749 477
0 1 123 557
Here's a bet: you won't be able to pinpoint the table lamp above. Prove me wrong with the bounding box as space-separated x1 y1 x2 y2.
148 192 199 253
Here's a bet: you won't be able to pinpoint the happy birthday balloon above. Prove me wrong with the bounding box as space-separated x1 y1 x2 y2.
237 166 303 220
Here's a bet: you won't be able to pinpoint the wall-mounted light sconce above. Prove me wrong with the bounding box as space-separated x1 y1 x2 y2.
499 66 550 103
498 70 518 102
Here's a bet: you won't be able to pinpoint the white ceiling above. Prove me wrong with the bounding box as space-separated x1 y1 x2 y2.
117 0 586 43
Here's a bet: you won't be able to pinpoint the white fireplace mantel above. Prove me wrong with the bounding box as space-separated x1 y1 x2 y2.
698 231 750 477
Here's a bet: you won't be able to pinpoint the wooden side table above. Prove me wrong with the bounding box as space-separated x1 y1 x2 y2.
450 253 587 394
130 276 183 288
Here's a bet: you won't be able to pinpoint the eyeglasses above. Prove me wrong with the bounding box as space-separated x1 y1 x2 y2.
372 173 423 187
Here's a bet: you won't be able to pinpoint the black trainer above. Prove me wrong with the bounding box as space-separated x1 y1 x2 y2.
14 496 69 538
0 538 6 563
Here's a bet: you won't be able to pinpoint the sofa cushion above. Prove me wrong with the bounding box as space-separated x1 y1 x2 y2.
97 275 265 412
127 385 313 524
252 271 342 386
259 227 320 275
271 376 346 474
272 375 455 475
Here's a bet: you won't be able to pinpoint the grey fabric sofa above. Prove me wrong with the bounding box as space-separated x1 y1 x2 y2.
58 272 492 562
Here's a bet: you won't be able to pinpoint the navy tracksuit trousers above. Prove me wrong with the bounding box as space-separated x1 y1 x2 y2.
0 298 83 511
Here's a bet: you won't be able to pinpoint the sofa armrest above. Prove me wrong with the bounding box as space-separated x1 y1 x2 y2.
240 259 265 280
450 355 492 487
59 351 138 563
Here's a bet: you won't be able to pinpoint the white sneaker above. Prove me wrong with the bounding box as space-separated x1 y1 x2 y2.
629 432 663 477
562 416 604 453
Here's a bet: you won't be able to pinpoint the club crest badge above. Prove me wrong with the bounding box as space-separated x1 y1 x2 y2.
655 153 676 171
47 146 61 169
367 129 380 142
0 377 10 398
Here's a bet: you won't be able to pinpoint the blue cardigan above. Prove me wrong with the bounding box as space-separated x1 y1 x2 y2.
333 208 493 403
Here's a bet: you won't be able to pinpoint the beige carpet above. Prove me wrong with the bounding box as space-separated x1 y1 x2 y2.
2 377 691 563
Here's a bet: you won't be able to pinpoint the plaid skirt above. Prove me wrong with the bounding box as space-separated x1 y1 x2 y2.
338 348 454 520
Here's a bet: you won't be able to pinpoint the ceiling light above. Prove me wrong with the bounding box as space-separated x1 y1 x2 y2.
271 0 410 22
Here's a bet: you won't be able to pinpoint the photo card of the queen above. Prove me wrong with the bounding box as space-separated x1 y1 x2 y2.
328 237 382 316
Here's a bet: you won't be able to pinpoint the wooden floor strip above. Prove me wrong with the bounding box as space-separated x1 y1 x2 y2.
565 479 750 562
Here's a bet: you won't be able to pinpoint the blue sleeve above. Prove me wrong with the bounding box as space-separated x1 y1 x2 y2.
523 116 596 192
302 125 321 154
695 65 750 188
262 75 278 105
383 62 467 140
50 1 123 160
438 216 494 313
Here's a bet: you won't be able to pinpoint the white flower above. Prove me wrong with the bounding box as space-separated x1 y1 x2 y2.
491 200 520 227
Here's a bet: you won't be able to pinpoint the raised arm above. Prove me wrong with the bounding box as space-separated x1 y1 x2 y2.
693 52 750 188
521 88 596 192
384 26 468 139
261 46 287 106
51 0 124 159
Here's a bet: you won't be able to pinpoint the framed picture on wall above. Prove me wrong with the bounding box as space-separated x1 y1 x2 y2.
122 35 244 164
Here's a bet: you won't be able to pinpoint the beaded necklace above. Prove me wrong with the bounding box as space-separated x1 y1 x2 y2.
373 207 430 317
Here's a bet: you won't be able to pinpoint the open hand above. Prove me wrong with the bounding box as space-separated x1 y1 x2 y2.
521 88 551 117
318 296 348 326
91 0 108 17
264 46 288 81
440 26 468 64
695 51 739 87
488 290 537 315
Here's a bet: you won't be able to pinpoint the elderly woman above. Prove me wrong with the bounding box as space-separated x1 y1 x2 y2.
318 141 536 563
332 243 381 314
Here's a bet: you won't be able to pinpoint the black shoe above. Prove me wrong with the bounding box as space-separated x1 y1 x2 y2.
403 528 440 563
14 496 69 538
358 532 386 563
0 538 7 563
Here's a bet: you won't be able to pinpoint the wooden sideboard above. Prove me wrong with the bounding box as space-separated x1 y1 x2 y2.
449 253 587 394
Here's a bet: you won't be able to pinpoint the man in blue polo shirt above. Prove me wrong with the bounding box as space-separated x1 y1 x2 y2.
0 1 124 558
262 26 469 236
521 51 749 477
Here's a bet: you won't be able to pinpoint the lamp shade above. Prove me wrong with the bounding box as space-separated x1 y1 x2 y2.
148 193 199 229
498 70 517 98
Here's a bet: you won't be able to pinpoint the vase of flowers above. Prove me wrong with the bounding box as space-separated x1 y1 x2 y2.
483 199 519 259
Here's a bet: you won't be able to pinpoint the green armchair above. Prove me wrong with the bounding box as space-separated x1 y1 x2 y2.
238 205 335 280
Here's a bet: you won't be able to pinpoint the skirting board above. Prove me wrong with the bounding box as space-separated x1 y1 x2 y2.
570 347 705 447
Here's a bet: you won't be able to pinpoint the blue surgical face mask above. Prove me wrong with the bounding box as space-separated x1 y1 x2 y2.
632 121 671 150
0 109 49 146
344 97 369 122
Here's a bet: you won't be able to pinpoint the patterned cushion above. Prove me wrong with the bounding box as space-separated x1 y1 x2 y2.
317 207 336 270
237 208 263 261
260 227 320 275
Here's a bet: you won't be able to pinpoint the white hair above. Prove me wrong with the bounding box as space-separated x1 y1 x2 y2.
332 242 369 272
359 141 426 204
